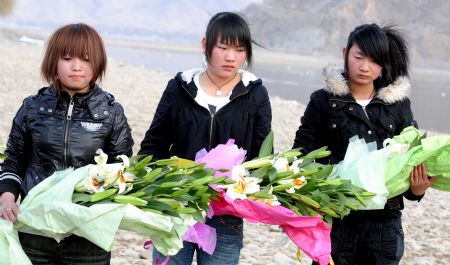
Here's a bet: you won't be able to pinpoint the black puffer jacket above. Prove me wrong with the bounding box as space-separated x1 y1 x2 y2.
139 68 271 161
293 65 421 213
0 86 134 199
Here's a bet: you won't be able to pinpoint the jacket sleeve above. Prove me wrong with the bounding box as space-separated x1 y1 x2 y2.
105 103 134 161
0 100 31 199
395 97 418 133
292 91 326 153
396 97 424 201
249 85 272 160
138 81 174 160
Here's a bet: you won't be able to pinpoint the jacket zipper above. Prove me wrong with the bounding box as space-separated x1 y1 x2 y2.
182 84 250 150
63 97 74 168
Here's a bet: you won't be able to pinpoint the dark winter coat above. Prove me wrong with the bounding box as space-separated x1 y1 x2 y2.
293 65 421 214
139 68 272 161
0 86 134 199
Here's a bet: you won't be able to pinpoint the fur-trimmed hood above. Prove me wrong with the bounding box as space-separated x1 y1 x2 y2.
323 64 411 104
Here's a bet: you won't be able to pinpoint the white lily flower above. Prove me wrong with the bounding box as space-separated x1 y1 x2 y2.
272 157 290 173
289 159 303 174
117 154 130 168
117 171 135 194
278 176 307 194
255 186 281 207
75 149 132 193
94 149 108 165
224 165 261 200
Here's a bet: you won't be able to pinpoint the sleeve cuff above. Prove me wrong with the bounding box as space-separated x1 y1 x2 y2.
0 173 22 201
404 189 424 202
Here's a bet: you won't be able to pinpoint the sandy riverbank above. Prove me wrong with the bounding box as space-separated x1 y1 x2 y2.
0 35 449 264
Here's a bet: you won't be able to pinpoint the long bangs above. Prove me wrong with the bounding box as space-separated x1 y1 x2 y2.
41 23 107 89
205 12 253 67
352 25 389 67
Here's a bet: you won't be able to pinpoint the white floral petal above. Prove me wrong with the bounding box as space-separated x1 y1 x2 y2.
286 187 296 194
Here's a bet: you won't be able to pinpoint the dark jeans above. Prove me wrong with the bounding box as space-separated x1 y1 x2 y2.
19 232 111 265
313 211 404 265
153 215 244 265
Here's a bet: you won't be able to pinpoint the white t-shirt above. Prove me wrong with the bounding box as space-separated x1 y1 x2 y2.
356 99 371 117
193 73 230 115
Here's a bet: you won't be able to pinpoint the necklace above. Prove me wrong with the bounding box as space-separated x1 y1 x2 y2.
205 70 238 96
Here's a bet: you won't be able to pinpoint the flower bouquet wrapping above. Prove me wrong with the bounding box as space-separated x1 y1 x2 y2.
329 126 450 209
197 135 375 265
0 150 232 265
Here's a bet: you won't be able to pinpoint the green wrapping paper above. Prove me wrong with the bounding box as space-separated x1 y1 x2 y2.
330 126 450 209
0 166 194 265
386 127 450 198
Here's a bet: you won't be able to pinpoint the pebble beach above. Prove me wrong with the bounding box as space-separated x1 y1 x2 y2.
0 32 449 265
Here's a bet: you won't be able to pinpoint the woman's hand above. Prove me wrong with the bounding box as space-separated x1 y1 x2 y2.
0 192 20 224
409 163 435 196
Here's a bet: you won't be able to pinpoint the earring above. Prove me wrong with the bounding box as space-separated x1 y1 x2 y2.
203 55 207 71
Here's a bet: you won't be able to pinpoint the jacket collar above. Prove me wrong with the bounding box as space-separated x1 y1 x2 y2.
36 85 113 120
178 68 260 100
323 64 411 104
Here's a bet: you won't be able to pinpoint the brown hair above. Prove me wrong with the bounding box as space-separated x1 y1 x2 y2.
41 23 107 91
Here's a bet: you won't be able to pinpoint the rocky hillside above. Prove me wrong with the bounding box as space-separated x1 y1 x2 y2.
244 0 450 64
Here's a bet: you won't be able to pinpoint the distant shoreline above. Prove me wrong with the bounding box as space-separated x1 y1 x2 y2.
2 25 450 75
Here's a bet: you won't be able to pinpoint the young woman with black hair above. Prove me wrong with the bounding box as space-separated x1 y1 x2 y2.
139 12 271 265
293 24 434 265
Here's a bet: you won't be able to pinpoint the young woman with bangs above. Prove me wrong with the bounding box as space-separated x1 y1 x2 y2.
0 23 133 264
293 24 434 265
139 11 272 265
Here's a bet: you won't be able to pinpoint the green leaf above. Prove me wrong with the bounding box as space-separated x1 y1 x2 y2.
143 167 163 182
151 158 180 166
175 207 198 214
170 188 190 197
173 194 199 202
160 180 186 188
72 192 91 204
250 166 269 179
303 146 331 159
268 167 277 182
273 183 295 192
314 165 334 179
189 168 215 179
258 131 274 158
128 155 153 175
280 149 302 158
252 191 275 199
209 176 228 184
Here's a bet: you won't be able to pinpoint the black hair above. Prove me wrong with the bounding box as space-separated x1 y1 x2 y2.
204 12 254 68
344 23 409 87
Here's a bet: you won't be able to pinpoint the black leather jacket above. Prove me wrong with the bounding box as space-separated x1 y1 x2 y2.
0 86 133 199
139 69 272 161
293 65 421 214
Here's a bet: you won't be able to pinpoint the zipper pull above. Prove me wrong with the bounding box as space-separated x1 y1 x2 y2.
67 97 74 120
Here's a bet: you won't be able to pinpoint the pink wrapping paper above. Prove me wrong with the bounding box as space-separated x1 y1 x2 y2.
211 192 331 265
194 139 332 265
195 139 247 180
182 222 217 255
